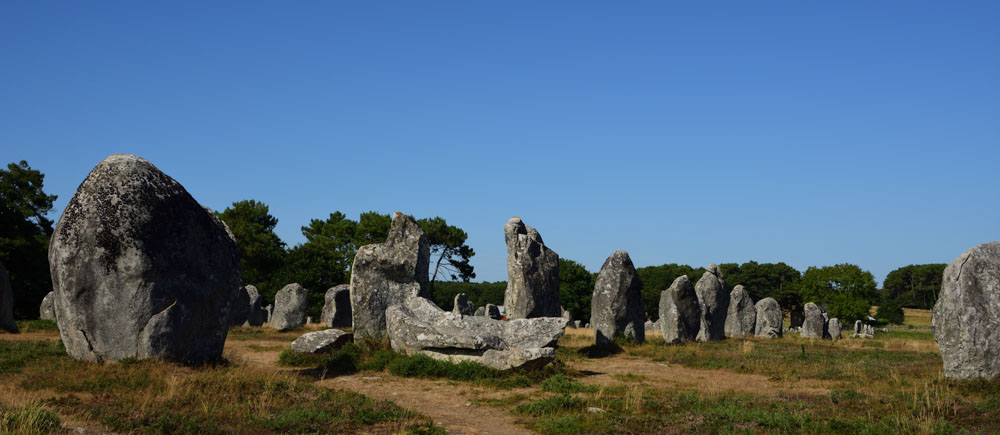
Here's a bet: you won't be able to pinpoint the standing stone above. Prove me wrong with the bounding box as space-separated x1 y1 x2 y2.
789 306 805 329
265 304 273 324
560 307 574 327
271 283 309 331
243 285 266 327
47 154 240 363
754 297 783 338
229 285 252 327
486 304 502 320
800 302 828 339
695 264 729 342
351 212 430 338
590 250 645 344
39 291 57 322
474 306 486 317
828 318 842 340
724 285 756 337
452 293 476 316
572 320 582 328
321 284 352 327
503 217 560 319
854 320 863 335
933 242 1000 380
0 261 17 333
658 275 701 344
644 320 654 331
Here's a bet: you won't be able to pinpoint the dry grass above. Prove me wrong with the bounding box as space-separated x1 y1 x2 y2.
904 308 933 327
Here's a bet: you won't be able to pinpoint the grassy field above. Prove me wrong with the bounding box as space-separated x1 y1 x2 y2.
1 309 998 434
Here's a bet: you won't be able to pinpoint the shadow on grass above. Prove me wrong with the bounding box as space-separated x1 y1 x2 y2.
576 342 623 359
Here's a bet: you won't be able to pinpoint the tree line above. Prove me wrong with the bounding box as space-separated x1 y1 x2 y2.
0 160 948 323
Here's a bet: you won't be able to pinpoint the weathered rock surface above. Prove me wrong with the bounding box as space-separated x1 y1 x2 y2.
386 296 565 370
724 285 756 337
695 264 729 342
39 291 56 322
321 284 352 328
47 154 240 362
0 261 17 333
800 302 828 339
271 283 309 331
658 275 701 343
291 329 353 354
933 242 1000 380
754 297 783 338
486 304 502 320
350 212 430 338
503 217 560 319
590 250 645 344
452 293 476 316
828 318 842 340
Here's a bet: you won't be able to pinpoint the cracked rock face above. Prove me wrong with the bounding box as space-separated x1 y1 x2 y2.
754 297 783 338
503 217 560 319
48 154 240 363
659 275 700 344
321 284 352 328
591 250 645 344
386 296 565 370
933 242 1000 380
695 264 729 342
272 283 309 331
724 285 756 337
800 302 829 339
39 291 57 322
0 261 17 333
350 212 430 338
291 329 353 354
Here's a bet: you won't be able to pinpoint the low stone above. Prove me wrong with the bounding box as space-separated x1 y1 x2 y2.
321 284 352 328
39 291 56 322
591 250 645 344
306 316 312 325
272 283 309 331
264 304 273 324
828 318 842 340
724 285 756 337
244 285 266 326
572 320 581 328
659 276 700 344
854 320 862 335
560 307 574 327
0 261 17 333
452 293 476 316
695 264 729 342
291 329 353 354
486 304 502 320
474 306 485 317
754 297 783 338
800 302 828 339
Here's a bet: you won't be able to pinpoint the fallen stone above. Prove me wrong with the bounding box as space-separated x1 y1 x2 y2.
452 293 476 316
0 261 16 333
591 250 645 344
800 302 828 339
47 154 240 362
933 242 1000 380
321 284 352 328
503 217 561 319
350 212 430 338
754 297 783 338
272 283 309 331
724 285 756 337
291 329 353 354
39 291 56 322
659 275 700 344
695 264 729 342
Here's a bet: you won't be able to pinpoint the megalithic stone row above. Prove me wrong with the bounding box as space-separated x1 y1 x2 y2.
828 318 842 340
272 283 309 331
0 261 17 333
695 264 729 342
590 250 645 344
321 284 352 328
800 302 828 339
350 212 430 338
47 154 241 363
754 297 783 338
933 242 1000 380
659 275 700 344
724 285 756 337
503 217 560 319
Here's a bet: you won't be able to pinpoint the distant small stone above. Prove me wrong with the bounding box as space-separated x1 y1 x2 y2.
828 318 842 340
39 291 56 322
321 284 352 328
0 261 17 333
452 293 476 316
486 304 502 320
474 306 486 317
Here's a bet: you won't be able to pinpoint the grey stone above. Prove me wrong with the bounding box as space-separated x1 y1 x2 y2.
933 242 1000 380
503 217 560 319
243 285 266 327
265 304 273 324
658 275 700 344
754 297 783 338
0 261 16 333
572 320 581 328
452 293 476 316
800 302 828 339
47 154 240 363
828 318 842 340
229 285 252 327
40 291 56 322
386 296 565 370
474 306 485 317
486 304 502 320
272 283 309 331
590 250 645 344
306 316 312 324
350 212 430 338
854 320 862 335
560 307 574 327
291 329 353 354
724 285 756 337
695 264 729 342
644 320 654 331
321 284 352 328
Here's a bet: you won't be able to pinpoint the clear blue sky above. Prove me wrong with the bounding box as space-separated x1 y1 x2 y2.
2 2 998 286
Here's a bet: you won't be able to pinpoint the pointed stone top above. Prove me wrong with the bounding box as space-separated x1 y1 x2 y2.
707 264 721 276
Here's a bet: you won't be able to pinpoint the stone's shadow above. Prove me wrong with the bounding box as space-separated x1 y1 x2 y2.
578 370 604 377
576 343 623 359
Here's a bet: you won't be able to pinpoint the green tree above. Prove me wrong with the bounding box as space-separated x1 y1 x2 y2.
559 258 595 322
636 263 703 320
882 264 946 309
419 217 476 286
876 295 905 324
720 261 802 310
216 200 287 291
0 161 57 319
799 264 877 323
431 281 506 311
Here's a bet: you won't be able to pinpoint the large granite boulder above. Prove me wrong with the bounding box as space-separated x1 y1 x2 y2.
386 296 565 370
724 285 756 337
291 329 353 354
590 250 645 344
272 283 309 331
47 154 240 363
695 264 729 342
800 302 828 339
351 212 430 338
321 284 352 328
754 297 783 338
933 242 1000 380
452 293 476 316
658 275 700 343
0 261 16 333
503 217 560 319
39 291 56 322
